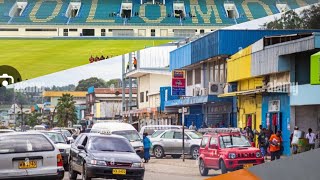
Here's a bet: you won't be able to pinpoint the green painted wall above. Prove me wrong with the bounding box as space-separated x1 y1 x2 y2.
311 51 320 85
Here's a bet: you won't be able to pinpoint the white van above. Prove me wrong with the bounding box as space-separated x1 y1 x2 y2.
91 122 144 158
34 125 46 130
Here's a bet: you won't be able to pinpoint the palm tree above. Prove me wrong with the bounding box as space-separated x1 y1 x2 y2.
56 94 77 127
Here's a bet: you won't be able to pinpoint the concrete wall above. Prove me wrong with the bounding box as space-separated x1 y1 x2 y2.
293 105 320 133
290 84 320 106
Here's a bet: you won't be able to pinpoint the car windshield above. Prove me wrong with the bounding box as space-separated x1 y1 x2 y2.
151 130 164 138
88 137 135 153
219 135 251 148
43 132 66 144
62 130 72 137
112 130 141 142
186 131 203 139
0 134 54 154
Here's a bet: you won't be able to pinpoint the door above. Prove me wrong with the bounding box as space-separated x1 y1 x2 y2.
207 137 219 168
72 135 87 172
172 132 190 154
199 136 210 165
160 131 175 154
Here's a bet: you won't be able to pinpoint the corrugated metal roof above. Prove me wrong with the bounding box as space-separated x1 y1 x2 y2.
170 30 320 70
42 91 87 97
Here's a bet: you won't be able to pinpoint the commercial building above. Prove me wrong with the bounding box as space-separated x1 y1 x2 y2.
223 32 320 155
122 44 178 129
167 29 320 130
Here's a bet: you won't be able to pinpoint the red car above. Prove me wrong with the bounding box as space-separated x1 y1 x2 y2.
198 128 264 175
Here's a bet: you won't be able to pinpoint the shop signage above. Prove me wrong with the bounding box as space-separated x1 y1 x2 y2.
268 100 280 112
208 104 232 114
310 52 320 85
172 70 186 96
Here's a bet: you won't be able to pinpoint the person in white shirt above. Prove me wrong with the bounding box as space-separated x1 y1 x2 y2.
306 128 317 150
189 122 196 130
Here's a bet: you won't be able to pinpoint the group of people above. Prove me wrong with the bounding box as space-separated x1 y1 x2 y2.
89 55 111 63
126 57 137 72
290 126 318 154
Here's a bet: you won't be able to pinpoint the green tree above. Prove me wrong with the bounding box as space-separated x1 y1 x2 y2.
106 79 121 88
264 10 303 29
301 4 320 29
75 77 107 91
56 94 77 127
26 112 42 127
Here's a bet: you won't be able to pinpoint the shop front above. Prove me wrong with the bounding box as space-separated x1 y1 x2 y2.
205 102 234 128
262 93 291 155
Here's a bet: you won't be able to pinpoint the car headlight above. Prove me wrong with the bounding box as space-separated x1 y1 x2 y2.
256 152 261 158
90 160 107 166
132 162 144 168
228 153 236 159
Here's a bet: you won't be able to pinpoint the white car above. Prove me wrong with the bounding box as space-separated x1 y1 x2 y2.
139 125 183 136
42 131 71 170
0 132 64 179
0 129 14 133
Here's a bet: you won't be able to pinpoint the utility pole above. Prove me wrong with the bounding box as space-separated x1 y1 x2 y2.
179 107 187 162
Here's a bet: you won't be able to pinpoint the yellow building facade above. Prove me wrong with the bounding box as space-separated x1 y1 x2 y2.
226 45 263 134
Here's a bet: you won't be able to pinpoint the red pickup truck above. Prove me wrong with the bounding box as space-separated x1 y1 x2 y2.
198 129 264 175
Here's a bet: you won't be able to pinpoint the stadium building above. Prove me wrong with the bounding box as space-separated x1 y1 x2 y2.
0 0 319 37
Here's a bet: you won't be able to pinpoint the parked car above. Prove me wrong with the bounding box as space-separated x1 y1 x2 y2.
42 131 71 171
91 122 144 158
198 128 264 175
64 128 77 135
150 129 203 159
0 132 64 179
69 132 145 180
139 125 183 136
34 125 46 131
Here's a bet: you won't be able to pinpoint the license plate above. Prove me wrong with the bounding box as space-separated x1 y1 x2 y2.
243 164 253 169
112 169 126 175
18 160 37 169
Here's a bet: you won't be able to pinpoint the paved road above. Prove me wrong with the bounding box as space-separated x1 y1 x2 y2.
63 157 221 180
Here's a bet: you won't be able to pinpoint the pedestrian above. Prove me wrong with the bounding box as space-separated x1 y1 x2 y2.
126 61 130 72
258 128 268 160
189 122 197 130
290 126 299 154
306 128 317 150
269 130 282 161
143 132 151 163
89 55 94 63
95 56 100 62
133 57 137 69
100 55 105 60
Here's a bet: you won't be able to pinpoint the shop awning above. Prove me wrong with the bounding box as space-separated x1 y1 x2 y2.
165 95 232 107
219 88 266 97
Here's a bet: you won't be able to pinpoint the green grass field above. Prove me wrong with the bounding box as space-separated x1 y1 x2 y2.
0 39 171 80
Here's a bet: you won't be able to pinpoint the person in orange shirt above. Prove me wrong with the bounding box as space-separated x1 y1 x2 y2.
133 57 137 69
269 130 282 161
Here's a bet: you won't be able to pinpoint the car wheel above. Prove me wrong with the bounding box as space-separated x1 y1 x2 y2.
191 146 200 159
199 159 209 176
220 160 227 174
171 155 181 159
69 163 77 180
82 163 91 180
154 146 164 159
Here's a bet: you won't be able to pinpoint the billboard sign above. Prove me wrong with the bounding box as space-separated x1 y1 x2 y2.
311 51 320 85
172 70 186 96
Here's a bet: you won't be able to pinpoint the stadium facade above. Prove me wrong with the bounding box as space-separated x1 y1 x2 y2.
0 0 319 37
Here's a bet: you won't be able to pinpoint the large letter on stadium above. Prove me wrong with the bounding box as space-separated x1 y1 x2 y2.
29 0 62 23
189 0 221 24
86 0 115 23
139 4 166 23
241 0 273 20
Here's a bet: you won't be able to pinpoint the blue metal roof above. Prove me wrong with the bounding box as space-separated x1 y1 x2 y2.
170 29 320 70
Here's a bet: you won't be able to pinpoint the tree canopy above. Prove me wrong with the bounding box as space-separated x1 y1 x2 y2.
56 94 77 127
75 77 108 91
264 5 320 30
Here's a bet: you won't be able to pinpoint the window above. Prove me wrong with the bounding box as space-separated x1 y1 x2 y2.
82 136 88 147
174 132 182 139
200 136 209 148
209 137 217 146
200 29 205 34
214 61 219 82
43 132 66 144
146 91 148 102
161 131 174 139
219 135 251 148
0 134 54 154
220 60 225 82
187 70 193 86
151 29 155 37
113 130 141 141
140 92 144 102
88 137 134 152
69 29 77 32
195 68 201 84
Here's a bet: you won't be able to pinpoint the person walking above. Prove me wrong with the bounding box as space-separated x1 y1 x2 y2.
306 128 317 150
269 130 282 161
290 126 299 154
143 132 151 163
258 128 268 160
